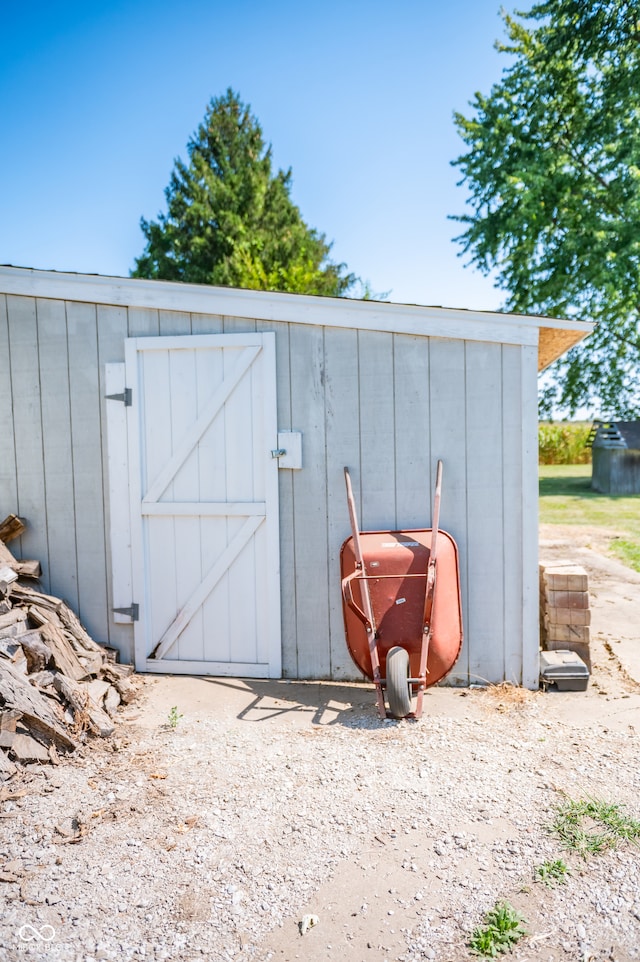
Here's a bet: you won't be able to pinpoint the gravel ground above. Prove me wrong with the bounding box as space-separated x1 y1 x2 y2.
2 679 640 962
2 535 640 962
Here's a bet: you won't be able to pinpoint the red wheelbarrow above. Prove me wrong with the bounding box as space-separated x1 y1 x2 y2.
340 461 463 719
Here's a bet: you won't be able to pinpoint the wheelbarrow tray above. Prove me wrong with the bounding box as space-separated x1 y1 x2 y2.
340 527 463 686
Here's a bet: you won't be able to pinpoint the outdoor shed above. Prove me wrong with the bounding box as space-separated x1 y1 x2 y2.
0 267 591 688
591 421 640 494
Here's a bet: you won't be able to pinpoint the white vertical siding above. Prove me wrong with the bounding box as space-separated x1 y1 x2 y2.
465 341 505 685
0 292 539 684
128 307 160 338
393 335 432 529
502 345 525 684
36 298 79 610
255 319 297 677
289 324 331 678
358 330 397 531
0 297 20 557
520 345 540 688
428 338 469 684
97 305 130 650
324 326 361 679
159 310 191 336
66 301 109 641
6 296 49 580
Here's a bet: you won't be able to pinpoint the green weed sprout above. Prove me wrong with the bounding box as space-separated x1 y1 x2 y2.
469 900 527 957
167 706 184 729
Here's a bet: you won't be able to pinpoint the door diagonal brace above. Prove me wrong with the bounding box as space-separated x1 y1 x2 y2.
148 515 264 662
143 346 260 504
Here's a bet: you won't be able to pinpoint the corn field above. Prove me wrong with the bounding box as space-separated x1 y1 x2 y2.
538 422 592 465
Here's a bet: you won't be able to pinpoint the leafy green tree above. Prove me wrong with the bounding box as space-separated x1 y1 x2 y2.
452 0 640 417
133 89 355 297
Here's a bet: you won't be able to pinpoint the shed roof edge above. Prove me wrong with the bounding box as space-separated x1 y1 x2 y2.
0 266 593 351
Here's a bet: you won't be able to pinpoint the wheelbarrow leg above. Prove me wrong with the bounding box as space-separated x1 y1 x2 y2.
344 468 387 720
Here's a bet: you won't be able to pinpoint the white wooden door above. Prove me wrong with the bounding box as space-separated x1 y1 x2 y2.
123 333 281 676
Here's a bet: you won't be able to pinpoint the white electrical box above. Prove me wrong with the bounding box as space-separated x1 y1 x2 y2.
274 431 302 469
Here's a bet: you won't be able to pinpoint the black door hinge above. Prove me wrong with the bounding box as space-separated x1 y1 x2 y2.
112 603 139 621
105 388 132 406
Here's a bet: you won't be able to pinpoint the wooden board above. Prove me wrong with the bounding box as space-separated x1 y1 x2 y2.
358 330 397 531
393 334 432 529
105 363 133 626
36 297 79 607
289 324 330 679
429 338 469 685
465 341 505 685
520 345 540 689
97 303 131 653
66 301 108 642
0 515 26 543
6 296 48 577
256 320 297 678
502 345 525 685
324 326 362 679
0 659 77 750
0 296 19 554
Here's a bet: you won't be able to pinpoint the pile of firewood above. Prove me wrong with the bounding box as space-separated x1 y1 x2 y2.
0 514 134 779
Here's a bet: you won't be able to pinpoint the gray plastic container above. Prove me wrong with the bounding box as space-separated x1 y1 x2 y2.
540 649 590 691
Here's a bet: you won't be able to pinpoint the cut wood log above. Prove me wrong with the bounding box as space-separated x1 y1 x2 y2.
103 686 121 716
10 584 60 609
0 565 18 597
10 647 27 675
0 748 16 779
99 661 134 679
0 541 18 568
0 543 40 579
0 610 27 639
56 602 105 654
0 516 26 543
0 708 22 748
10 732 51 764
77 651 105 675
0 610 27 629
14 560 41 579
28 609 89 682
86 679 110 705
52 674 114 737
0 639 24 662
100 665 136 703
28 670 56 689
0 661 77 750
19 631 52 674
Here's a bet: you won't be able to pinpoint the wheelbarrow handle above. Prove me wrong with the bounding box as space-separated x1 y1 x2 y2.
344 467 386 718
415 459 443 718
341 570 373 631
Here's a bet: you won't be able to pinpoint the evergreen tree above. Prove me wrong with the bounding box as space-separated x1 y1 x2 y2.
453 0 640 417
133 89 355 297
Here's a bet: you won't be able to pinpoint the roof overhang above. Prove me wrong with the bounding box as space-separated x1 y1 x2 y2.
538 324 592 372
0 266 593 369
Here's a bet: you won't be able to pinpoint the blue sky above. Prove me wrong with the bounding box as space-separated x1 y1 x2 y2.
1 0 512 310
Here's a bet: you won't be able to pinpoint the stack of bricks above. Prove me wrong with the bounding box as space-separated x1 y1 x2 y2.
539 561 591 671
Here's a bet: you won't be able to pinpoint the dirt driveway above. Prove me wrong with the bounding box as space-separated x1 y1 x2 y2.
1 529 640 962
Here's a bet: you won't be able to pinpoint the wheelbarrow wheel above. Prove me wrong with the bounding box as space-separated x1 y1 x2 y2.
386 646 412 718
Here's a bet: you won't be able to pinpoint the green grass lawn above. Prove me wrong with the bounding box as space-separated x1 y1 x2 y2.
539 464 640 571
